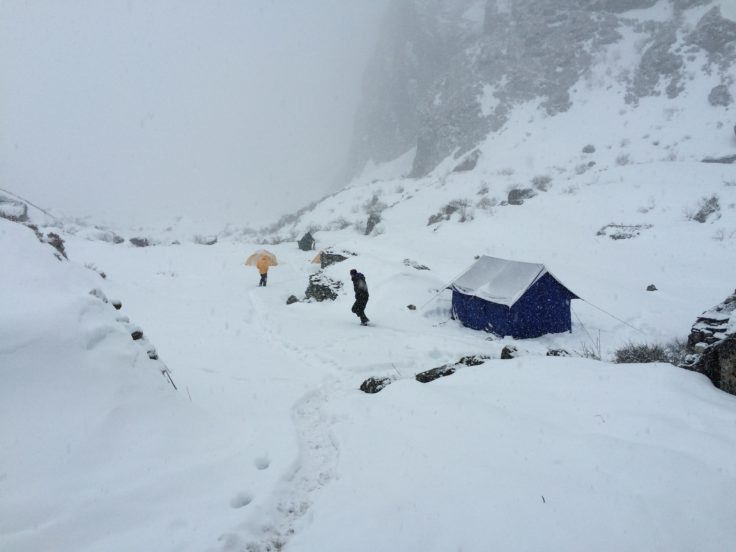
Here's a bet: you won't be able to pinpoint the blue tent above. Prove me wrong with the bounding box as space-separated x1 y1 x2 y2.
450 256 578 339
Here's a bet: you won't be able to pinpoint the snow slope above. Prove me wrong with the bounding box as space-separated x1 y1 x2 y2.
3 202 736 550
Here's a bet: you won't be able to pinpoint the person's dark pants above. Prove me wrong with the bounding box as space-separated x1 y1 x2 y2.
351 294 369 323
259 273 267 287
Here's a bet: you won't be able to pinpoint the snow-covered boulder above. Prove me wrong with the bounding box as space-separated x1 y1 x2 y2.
0 195 28 222
305 272 342 302
685 289 736 394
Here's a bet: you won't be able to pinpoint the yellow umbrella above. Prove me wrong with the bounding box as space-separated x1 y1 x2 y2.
245 249 278 267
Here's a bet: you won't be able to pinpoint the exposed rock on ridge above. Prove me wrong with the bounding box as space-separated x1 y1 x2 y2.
345 0 736 180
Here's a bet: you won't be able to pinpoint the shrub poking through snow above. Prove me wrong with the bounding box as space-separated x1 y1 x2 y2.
476 196 495 211
690 195 720 223
615 152 631 166
427 199 472 225
403 258 430 271
597 223 653 240
531 175 552 191
614 342 670 364
43 232 67 259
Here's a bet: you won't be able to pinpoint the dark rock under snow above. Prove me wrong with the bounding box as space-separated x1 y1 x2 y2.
305 272 342 302
684 289 736 395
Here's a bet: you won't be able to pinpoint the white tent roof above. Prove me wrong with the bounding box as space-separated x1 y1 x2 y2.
451 256 558 307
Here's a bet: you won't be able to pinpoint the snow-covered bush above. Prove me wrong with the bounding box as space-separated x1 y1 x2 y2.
363 193 387 215
476 196 496 211
327 217 351 231
427 199 473 225
687 195 720 223
614 342 669 364
531 175 552 191
615 153 631 166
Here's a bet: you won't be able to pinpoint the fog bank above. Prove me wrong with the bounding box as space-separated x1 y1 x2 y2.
0 0 386 227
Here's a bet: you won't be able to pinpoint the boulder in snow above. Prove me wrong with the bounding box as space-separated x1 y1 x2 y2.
0 196 29 222
193 234 218 246
452 149 481 172
286 295 299 305
298 232 316 251
320 251 348 269
507 188 536 206
359 376 393 394
684 289 736 395
305 272 342 302
365 213 381 235
501 345 518 359
130 237 151 247
415 364 456 383
708 84 733 107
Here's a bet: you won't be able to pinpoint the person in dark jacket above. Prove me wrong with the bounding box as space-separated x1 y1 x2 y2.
350 268 369 325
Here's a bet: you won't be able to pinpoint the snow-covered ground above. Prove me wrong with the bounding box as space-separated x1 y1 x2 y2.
2 176 736 551
3 8 736 546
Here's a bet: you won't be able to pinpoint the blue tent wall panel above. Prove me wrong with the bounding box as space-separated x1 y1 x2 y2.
452 272 576 339
451 291 512 336
509 273 575 338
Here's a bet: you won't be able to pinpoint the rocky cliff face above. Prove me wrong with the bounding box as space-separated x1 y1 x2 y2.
346 0 736 180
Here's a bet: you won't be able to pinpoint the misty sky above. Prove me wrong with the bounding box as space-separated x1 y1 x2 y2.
0 0 387 227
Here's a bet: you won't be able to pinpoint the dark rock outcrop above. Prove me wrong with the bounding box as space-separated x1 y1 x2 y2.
647 284 658 291
286 295 299 305
130 237 150 247
343 1 736 181
298 232 316 251
684 289 736 395
305 272 342 302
